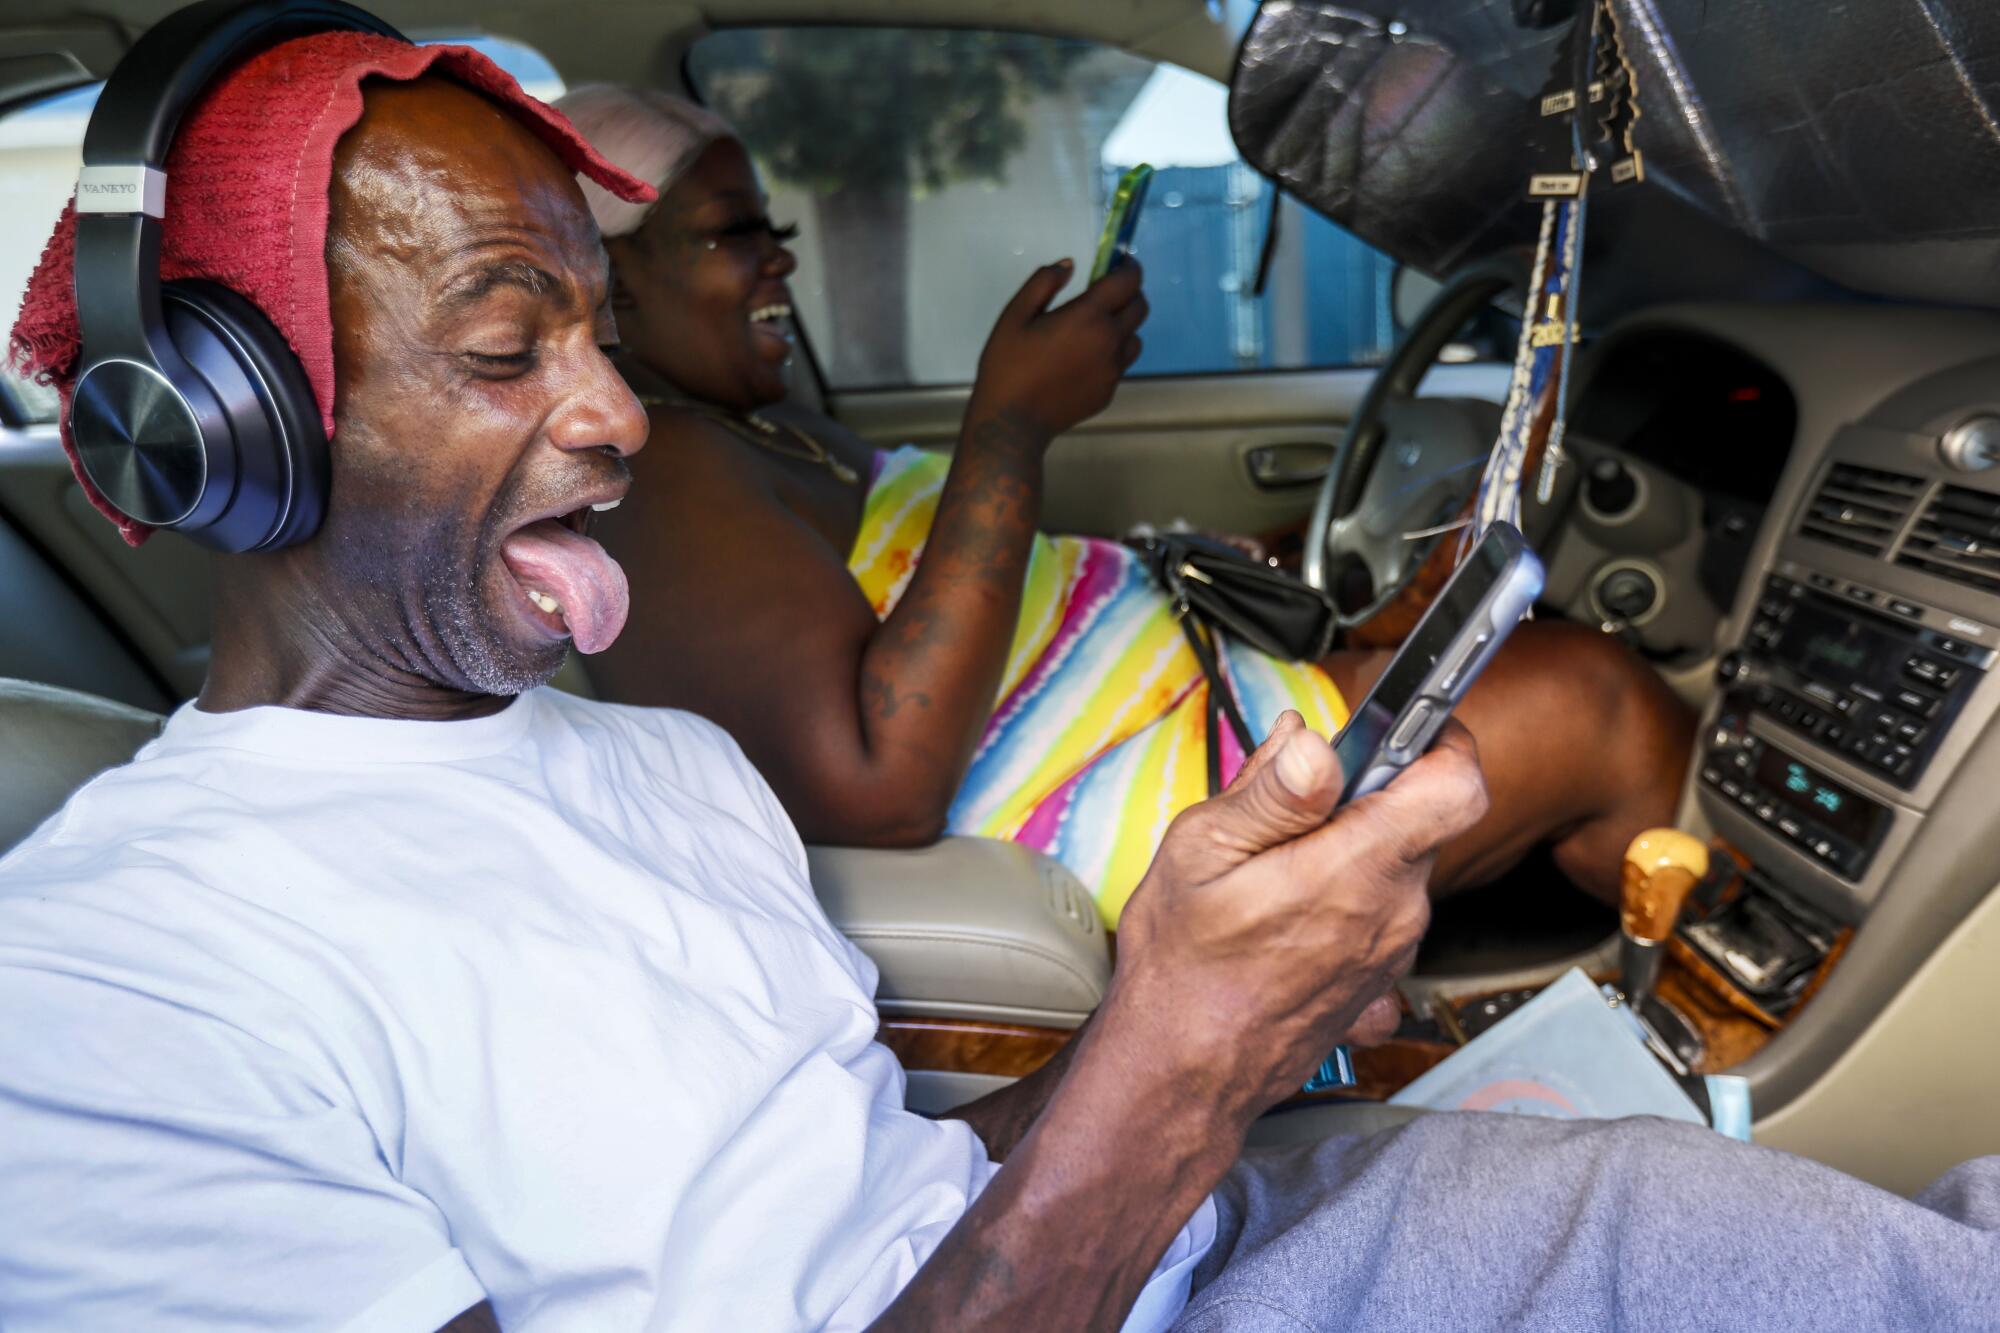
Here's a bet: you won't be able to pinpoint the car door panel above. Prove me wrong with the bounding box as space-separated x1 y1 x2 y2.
830 362 1507 539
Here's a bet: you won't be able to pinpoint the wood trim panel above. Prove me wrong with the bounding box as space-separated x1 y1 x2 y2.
879 1016 1456 1106
1655 954 1777 1072
882 835 1852 1099
1660 925 1853 1074
879 1017 1071 1078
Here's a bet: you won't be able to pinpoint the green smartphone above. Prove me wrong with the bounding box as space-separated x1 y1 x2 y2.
1090 163 1155 282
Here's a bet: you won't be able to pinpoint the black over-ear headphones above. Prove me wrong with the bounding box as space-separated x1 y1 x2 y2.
70 0 405 552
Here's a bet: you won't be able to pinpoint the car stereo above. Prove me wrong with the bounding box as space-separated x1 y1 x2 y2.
1703 572 1998 881
1699 724 1890 878
1720 574 1995 790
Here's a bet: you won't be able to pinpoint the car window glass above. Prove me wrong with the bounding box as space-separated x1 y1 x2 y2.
0 82 96 424
686 27 1401 392
0 35 560 426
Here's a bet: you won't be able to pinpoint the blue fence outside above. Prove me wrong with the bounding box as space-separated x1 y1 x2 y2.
1117 164 1398 377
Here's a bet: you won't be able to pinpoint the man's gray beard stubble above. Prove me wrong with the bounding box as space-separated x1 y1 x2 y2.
423 528 567 696
321 506 566 699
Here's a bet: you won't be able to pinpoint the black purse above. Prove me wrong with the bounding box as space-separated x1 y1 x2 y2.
1127 533 1340 794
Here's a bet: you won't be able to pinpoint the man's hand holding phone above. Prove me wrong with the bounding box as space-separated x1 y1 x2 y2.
1092 712 1489 1134
876 709 1487 1329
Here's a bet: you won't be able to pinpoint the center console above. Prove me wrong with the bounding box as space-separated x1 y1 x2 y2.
1688 529 2000 1020
1340 323 2000 1186
1643 338 2000 1122
1705 571 1996 885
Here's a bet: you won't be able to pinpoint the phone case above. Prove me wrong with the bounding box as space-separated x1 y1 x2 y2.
1091 164 1154 282
1337 524 1546 803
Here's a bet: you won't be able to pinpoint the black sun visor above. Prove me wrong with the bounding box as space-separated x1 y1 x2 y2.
1229 0 2000 317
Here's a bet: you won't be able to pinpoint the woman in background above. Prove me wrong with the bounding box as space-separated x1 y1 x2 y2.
556 85 1693 924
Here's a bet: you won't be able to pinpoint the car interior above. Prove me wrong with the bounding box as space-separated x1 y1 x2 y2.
4 0 2000 1196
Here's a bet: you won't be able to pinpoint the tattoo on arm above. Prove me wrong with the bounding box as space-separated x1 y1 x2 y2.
964 1245 1021 1303
842 402 1045 806
941 411 1041 589
862 670 932 720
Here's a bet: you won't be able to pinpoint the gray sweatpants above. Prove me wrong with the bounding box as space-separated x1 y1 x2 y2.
1174 1112 2000 1330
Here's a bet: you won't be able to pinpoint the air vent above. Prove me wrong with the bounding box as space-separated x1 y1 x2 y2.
1897 485 2000 595
1796 463 1924 556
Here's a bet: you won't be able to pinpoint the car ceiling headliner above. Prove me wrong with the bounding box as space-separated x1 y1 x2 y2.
1229 0 2000 321
0 1 1242 101
20 0 1997 324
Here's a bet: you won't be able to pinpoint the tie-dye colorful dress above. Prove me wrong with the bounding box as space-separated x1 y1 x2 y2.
847 446 1349 925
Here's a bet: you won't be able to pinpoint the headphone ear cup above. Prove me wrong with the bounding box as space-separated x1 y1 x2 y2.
160 279 330 551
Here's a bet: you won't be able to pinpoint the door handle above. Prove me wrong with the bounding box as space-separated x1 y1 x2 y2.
1246 442 1335 488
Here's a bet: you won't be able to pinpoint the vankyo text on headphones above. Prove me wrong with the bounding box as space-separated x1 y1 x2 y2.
69 0 405 552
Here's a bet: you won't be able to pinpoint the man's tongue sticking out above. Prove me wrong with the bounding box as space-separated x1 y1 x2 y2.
500 519 631 654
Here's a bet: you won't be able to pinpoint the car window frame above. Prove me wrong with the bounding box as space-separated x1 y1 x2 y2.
680 20 1410 397
0 78 98 429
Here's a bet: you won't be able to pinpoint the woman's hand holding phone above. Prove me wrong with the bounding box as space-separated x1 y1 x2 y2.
1093 163 1154 281
968 258 1149 449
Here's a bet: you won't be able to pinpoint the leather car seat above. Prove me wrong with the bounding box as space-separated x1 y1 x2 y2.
0 677 164 854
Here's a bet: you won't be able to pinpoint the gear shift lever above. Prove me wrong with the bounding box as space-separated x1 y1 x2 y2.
1618 829 1709 1018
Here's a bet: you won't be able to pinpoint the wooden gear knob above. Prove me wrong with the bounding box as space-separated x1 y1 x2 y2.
1620 828 1711 944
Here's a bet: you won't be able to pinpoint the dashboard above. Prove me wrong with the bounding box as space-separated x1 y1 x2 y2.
1548 302 2000 1123
1570 331 1795 617
1570 330 1797 504
1533 330 1796 677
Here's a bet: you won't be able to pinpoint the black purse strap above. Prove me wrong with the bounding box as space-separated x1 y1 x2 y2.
1177 608 1256 796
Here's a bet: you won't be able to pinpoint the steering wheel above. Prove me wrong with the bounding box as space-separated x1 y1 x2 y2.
1302 262 1522 636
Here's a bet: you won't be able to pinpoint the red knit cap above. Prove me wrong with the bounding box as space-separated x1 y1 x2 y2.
7 31 655 546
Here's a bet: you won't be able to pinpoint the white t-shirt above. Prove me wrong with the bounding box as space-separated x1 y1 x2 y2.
0 689 1211 1330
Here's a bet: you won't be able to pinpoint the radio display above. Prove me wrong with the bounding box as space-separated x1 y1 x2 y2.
1753 747 1883 846
1771 601 1902 687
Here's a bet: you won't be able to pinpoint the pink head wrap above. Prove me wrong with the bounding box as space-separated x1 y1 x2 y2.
552 85 735 240
7 30 656 546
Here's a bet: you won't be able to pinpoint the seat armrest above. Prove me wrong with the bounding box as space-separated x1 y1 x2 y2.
808 837 1110 1028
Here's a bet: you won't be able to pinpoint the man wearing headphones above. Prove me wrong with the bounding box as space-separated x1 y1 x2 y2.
3 4 1996 1330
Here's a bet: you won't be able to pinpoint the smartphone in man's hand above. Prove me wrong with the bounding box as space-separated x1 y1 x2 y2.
1331 522 1545 805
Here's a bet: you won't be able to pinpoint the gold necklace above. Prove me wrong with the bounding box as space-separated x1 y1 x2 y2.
637 391 860 486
